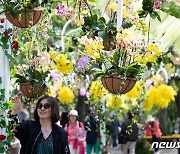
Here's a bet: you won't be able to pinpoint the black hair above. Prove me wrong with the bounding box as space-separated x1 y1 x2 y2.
60 111 69 128
34 95 60 123
127 111 133 119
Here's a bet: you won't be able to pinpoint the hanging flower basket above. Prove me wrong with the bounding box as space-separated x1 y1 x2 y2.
101 75 136 94
5 9 43 28
20 82 46 98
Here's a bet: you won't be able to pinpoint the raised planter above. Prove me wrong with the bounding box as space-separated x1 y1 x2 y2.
20 82 46 98
5 9 43 28
101 75 136 94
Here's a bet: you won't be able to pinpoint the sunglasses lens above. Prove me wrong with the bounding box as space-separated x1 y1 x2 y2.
38 103 43 109
44 103 50 109
38 103 50 109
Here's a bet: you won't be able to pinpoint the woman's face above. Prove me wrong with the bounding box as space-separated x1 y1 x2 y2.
69 115 77 123
37 99 51 120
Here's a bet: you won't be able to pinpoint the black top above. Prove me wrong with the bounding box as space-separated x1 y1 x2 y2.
15 120 70 154
84 117 98 144
121 119 138 141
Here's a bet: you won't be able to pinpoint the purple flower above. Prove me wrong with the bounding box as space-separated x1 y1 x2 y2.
80 88 86 96
50 70 61 81
76 56 89 73
77 67 86 73
153 0 161 10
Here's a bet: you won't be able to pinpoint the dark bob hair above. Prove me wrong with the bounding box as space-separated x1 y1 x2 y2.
34 95 60 123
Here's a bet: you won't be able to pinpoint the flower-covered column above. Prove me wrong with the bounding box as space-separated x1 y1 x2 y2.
117 0 123 31
0 15 12 100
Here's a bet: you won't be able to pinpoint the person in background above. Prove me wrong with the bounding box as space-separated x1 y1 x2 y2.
60 111 69 128
121 111 138 154
110 114 120 149
65 109 86 154
12 94 70 154
84 110 99 154
144 115 162 154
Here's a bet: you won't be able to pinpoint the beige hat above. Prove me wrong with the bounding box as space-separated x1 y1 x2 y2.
69 109 78 117
147 115 155 122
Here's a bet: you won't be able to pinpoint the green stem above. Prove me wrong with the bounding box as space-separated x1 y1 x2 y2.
83 0 93 21
147 15 151 43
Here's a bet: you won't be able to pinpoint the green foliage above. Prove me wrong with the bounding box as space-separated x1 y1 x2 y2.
135 138 153 154
138 0 161 21
0 0 51 16
14 66 49 86
161 1 180 19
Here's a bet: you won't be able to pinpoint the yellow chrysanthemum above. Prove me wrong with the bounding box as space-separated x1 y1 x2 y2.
50 52 58 60
57 86 75 104
154 84 177 108
89 80 107 102
125 81 143 98
107 2 118 12
143 84 176 109
143 99 154 110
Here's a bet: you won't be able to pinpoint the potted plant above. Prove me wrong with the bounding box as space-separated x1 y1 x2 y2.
14 55 50 98
0 0 50 28
77 29 163 94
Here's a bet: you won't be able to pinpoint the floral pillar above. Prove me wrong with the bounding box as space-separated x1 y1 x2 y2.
100 98 106 148
0 15 12 100
0 15 12 141
117 0 123 31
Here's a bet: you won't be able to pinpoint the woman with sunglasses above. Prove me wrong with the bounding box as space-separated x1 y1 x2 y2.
12 94 70 154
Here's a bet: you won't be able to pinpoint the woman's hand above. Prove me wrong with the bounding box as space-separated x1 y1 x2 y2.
11 92 22 114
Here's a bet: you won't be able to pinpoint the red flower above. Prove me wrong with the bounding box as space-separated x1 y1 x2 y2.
3 31 8 36
12 41 19 49
13 129 18 133
0 135 6 140
0 18 4 23
7 110 12 114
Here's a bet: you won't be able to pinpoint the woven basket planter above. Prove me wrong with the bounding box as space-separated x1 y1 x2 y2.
20 82 46 98
5 9 43 28
101 75 136 94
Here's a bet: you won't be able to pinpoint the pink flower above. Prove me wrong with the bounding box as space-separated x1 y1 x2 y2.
146 79 153 88
153 0 161 10
80 88 86 96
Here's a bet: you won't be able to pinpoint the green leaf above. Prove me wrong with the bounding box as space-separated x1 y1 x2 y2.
137 10 148 18
161 1 180 19
87 0 96 2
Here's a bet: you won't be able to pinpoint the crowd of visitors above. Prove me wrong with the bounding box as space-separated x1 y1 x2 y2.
10 94 162 154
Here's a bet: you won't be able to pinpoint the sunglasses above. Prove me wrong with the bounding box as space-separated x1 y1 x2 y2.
37 103 51 109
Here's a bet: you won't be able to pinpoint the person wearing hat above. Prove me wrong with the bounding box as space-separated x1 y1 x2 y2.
144 115 162 154
64 109 86 154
